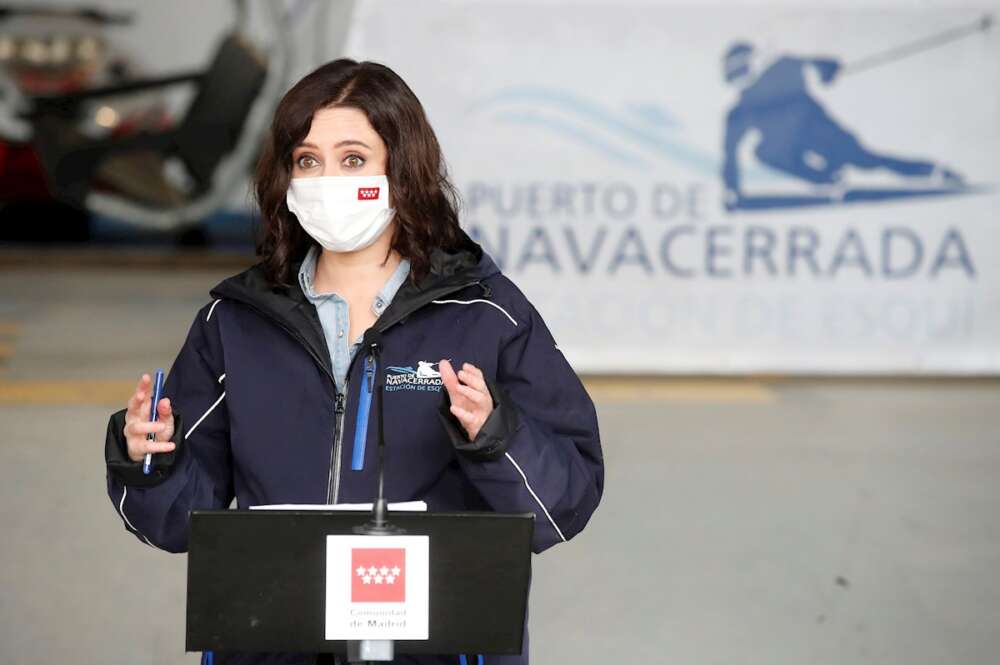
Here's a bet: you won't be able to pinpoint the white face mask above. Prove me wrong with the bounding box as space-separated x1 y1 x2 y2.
286 175 395 253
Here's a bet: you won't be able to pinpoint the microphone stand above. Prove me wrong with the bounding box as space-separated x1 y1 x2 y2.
348 331 404 665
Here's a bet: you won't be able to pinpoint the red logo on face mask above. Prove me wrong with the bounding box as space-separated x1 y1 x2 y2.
358 187 380 200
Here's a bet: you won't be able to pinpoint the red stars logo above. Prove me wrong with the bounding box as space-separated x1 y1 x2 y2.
351 548 406 603
358 187 380 200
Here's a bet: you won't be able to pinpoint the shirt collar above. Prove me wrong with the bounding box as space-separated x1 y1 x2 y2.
298 245 412 317
297 245 321 299
374 255 411 317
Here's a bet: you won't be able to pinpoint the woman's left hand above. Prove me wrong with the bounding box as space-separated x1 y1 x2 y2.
439 360 493 441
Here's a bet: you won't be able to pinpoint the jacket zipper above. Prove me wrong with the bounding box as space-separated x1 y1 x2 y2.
222 278 488 507
327 389 347 504
323 279 485 502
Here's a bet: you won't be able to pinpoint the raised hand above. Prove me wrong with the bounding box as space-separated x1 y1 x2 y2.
439 360 493 441
123 373 176 462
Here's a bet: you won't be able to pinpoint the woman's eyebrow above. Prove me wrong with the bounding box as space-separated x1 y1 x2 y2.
334 140 372 149
295 140 372 150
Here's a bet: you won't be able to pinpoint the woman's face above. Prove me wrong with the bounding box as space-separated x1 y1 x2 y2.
291 106 388 178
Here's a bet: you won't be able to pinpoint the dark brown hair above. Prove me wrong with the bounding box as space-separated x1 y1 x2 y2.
254 59 464 285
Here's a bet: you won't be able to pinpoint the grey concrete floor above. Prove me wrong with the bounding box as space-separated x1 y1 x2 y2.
1 261 998 665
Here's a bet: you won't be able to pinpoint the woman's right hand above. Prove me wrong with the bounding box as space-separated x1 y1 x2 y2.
123 373 177 462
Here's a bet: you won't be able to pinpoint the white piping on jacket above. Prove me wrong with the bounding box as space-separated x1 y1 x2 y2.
504 452 567 542
206 299 222 321
186 391 226 439
118 486 155 547
117 373 227 548
430 299 518 327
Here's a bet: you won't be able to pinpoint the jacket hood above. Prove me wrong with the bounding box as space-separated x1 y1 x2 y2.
209 230 500 380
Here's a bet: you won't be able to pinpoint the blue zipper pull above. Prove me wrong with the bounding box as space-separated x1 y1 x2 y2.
351 356 376 471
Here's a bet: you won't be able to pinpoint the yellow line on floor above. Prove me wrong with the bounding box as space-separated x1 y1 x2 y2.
0 378 774 405
582 377 774 402
0 379 134 404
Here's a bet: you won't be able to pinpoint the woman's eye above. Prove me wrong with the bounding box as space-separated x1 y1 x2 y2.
296 155 318 169
344 154 365 168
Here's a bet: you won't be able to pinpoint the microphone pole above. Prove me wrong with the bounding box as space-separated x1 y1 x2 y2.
354 329 402 536
348 330 404 665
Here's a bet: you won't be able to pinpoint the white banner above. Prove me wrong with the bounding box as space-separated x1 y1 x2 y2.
347 1 1000 374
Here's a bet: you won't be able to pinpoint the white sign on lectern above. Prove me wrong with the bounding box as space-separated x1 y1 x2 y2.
325 535 430 641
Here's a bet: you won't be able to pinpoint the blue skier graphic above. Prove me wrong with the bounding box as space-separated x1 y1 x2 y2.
720 32 982 211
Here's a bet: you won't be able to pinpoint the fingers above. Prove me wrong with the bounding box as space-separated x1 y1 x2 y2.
124 376 176 461
126 438 176 463
439 359 460 397
156 397 173 420
438 359 461 402
440 360 490 410
457 363 488 394
449 401 488 442
440 362 490 405
124 424 176 463
440 362 493 441
142 440 177 454
448 400 480 438
156 398 175 441
127 420 171 437
126 373 151 418
453 382 491 408
449 403 476 427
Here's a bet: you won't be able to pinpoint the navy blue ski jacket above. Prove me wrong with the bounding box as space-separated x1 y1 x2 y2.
104 233 604 665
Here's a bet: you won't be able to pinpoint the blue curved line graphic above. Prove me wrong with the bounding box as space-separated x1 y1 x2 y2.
493 111 651 169
386 366 416 375
470 86 779 183
626 103 679 129
469 87 719 175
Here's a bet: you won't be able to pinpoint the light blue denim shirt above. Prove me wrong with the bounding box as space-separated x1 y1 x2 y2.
298 246 411 393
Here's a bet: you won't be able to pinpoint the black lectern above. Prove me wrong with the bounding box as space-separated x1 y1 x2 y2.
186 510 534 658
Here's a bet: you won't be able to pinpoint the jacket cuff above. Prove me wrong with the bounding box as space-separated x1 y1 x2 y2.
438 375 520 462
105 408 185 488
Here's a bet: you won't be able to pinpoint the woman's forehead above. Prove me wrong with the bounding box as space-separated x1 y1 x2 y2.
301 106 382 148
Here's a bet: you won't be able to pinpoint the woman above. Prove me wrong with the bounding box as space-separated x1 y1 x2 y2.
104 59 604 665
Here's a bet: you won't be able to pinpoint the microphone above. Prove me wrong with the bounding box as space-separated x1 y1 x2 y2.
355 329 403 536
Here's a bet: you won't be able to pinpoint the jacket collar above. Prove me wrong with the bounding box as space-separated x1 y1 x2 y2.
209 230 499 380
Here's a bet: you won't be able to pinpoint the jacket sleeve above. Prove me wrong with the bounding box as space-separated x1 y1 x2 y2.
438 296 604 553
104 301 233 553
